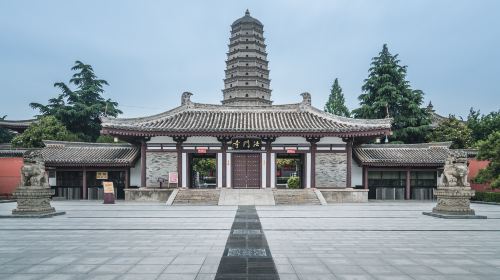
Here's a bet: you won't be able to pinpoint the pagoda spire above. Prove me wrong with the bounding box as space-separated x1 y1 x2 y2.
222 10 272 106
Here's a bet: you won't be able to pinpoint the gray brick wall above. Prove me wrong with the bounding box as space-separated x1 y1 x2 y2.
146 152 177 187
315 153 346 188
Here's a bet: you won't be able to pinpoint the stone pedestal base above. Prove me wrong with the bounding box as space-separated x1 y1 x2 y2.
424 186 486 219
10 186 64 217
422 212 486 219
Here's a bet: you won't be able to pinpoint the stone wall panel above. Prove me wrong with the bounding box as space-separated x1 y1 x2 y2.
315 153 346 188
146 152 177 187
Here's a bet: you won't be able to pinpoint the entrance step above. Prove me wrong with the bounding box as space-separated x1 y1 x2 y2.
218 189 275 206
172 189 220 205
272 189 321 205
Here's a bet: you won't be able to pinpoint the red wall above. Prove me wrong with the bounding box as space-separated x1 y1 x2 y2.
0 157 23 197
468 159 498 192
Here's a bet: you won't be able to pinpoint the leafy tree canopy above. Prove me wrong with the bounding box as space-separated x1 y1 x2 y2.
474 131 500 188
30 61 121 142
427 115 474 149
352 44 431 143
324 78 350 117
0 115 15 143
11 116 79 148
193 158 216 177
467 108 500 144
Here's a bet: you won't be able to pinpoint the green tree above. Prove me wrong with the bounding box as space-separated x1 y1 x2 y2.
193 158 216 177
467 108 500 144
324 78 350 117
474 131 500 188
11 116 78 148
30 61 121 142
352 44 431 143
427 115 474 148
0 115 15 143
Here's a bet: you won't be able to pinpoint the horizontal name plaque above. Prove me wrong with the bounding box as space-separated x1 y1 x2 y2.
231 137 262 150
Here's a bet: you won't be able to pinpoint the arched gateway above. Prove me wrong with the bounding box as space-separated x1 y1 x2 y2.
100 10 391 193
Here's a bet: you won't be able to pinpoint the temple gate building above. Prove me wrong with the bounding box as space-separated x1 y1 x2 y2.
100 10 392 199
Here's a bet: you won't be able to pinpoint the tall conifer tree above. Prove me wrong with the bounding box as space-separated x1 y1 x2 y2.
324 78 350 117
352 44 430 143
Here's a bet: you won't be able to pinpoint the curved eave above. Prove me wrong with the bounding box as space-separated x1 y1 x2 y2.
45 161 136 168
360 162 444 168
101 127 391 138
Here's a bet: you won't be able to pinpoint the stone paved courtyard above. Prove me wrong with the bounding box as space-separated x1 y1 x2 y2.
0 201 499 280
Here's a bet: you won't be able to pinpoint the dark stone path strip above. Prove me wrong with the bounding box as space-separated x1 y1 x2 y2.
216 205 280 280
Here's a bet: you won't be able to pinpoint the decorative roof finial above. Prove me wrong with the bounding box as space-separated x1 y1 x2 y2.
300 92 312 106
245 9 250 16
181 92 193 106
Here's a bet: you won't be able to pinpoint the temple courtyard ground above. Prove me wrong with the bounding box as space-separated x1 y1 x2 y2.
0 201 499 280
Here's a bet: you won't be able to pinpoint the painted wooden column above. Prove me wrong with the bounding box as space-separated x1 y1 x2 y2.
222 144 227 188
217 136 231 188
346 138 353 188
406 169 411 200
173 136 187 189
82 167 87 200
125 169 130 189
263 137 275 188
306 137 321 189
140 139 147 188
363 166 369 189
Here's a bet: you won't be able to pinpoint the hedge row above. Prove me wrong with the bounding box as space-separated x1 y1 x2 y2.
473 191 500 203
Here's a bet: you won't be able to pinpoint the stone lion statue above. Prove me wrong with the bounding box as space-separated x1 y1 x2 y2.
441 153 469 187
20 150 48 187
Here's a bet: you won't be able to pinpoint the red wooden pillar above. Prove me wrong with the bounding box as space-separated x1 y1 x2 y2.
82 167 87 200
405 169 411 200
173 136 187 189
306 137 321 188
176 142 182 188
363 166 368 189
140 139 147 188
125 169 130 189
222 142 227 188
346 138 353 188
263 137 275 188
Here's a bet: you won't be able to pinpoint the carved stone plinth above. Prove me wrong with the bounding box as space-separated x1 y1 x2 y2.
430 186 477 215
12 186 56 216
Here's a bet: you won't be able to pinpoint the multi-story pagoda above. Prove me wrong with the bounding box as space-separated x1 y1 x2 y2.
223 9 271 106
100 10 392 198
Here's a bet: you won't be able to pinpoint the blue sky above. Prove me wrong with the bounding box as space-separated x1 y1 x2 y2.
1 0 499 120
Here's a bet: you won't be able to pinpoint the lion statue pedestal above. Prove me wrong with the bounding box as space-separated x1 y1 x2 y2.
9 150 65 218
423 152 486 219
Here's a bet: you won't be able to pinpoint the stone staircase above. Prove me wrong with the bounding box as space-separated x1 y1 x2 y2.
272 189 321 205
172 189 221 205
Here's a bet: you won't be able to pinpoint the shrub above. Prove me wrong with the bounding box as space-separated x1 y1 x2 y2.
287 176 300 189
473 191 500 203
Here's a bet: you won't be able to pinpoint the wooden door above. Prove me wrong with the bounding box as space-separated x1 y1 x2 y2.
232 153 261 189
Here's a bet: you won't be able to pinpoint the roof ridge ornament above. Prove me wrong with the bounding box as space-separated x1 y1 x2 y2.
181 92 193 107
300 92 311 108
245 9 250 16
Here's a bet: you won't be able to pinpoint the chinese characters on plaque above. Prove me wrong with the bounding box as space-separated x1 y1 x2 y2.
231 137 262 150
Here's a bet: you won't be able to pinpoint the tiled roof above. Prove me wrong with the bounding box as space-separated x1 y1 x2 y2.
41 140 139 167
0 119 36 132
0 148 28 158
354 142 452 167
101 96 392 137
